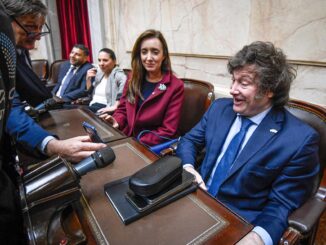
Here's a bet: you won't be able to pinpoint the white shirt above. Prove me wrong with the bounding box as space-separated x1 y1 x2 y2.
56 65 78 97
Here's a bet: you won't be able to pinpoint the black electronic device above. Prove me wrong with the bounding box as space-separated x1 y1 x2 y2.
82 121 104 143
125 170 195 212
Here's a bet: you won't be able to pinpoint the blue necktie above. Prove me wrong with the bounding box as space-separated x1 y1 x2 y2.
60 66 76 97
208 117 253 196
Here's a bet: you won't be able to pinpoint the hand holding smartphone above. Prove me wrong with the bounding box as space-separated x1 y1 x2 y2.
82 121 104 143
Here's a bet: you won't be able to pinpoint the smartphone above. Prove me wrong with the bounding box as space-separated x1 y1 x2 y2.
82 121 104 143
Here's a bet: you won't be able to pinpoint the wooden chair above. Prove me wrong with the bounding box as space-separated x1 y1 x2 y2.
160 78 215 156
280 99 326 245
31 59 49 84
46 59 67 90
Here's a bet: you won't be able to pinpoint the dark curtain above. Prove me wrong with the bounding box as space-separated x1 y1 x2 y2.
56 0 93 62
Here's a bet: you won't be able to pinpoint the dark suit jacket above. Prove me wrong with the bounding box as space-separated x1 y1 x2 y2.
16 50 52 107
113 71 184 146
176 98 320 244
6 92 51 152
52 61 92 102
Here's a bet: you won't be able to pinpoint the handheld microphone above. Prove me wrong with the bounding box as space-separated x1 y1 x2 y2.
74 146 116 176
34 95 65 113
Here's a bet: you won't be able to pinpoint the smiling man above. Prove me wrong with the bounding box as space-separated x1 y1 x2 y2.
11 0 52 107
52 44 93 102
176 41 320 245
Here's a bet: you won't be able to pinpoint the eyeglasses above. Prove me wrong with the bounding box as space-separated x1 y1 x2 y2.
11 16 51 38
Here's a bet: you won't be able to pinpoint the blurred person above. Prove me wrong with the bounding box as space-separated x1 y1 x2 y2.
10 0 52 107
100 29 184 146
4 0 106 165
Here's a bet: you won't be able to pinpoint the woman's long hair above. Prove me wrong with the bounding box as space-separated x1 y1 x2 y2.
127 29 172 103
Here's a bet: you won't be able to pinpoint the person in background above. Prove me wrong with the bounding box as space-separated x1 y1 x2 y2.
52 44 92 102
86 48 127 114
4 0 106 164
100 29 184 146
176 41 319 245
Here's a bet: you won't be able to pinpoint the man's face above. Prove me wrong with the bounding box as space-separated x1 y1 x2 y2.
230 65 273 117
12 14 45 50
69 47 88 66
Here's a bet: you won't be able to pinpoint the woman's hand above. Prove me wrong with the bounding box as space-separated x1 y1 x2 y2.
99 114 119 128
86 68 97 90
97 106 116 114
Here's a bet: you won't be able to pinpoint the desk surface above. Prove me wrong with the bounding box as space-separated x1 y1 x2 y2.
39 107 126 143
79 138 252 244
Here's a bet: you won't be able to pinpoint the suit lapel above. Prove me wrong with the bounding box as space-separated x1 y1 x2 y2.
202 104 236 180
226 108 284 179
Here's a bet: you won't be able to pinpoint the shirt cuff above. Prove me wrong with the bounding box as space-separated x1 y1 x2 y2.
38 136 56 154
252 226 273 245
183 164 194 169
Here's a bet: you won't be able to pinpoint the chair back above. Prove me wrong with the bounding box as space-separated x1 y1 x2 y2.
179 78 215 136
47 59 67 85
286 99 326 188
31 59 49 83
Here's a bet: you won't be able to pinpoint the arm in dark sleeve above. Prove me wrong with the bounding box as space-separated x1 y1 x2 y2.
253 131 320 244
6 92 51 151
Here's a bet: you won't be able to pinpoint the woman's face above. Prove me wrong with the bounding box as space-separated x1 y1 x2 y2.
98 51 116 74
140 37 165 75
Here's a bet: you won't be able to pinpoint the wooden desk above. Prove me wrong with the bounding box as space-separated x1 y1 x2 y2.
78 138 252 244
38 107 126 143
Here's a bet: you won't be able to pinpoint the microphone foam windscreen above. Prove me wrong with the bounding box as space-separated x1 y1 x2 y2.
94 146 116 168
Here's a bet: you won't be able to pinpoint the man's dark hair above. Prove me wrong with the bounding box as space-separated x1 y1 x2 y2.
73 44 89 56
0 0 47 17
227 41 297 107
99 48 116 61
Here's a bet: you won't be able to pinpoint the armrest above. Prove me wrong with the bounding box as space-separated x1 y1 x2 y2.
288 188 326 235
279 188 326 245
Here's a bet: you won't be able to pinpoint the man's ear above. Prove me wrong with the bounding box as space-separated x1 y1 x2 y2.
267 91 274 99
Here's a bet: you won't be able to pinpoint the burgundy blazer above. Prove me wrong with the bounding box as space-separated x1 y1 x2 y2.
113 71 184 146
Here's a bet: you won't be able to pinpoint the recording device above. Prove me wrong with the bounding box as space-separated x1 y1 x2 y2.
82 121 104 143
24 95 65 118
34 95 65 113
22 146 116 210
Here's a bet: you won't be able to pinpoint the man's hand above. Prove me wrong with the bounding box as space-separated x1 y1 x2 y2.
184 166 207 190
46 136 106 163
99 114 119 128
236 231 264 245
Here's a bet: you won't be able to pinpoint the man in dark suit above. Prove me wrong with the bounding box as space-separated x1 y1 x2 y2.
5 0 106 163
176 41 319 245
52 44 92 102
11 0 52 107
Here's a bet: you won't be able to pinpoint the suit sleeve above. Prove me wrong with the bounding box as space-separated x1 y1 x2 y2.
6 92 51 151
253 131 320 244
113 80 129 130
139 80 184 145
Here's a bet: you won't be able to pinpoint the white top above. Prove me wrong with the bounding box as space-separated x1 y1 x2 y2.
91 76 107 105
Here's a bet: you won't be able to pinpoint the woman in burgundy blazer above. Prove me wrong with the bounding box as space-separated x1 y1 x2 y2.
101 29 184 146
